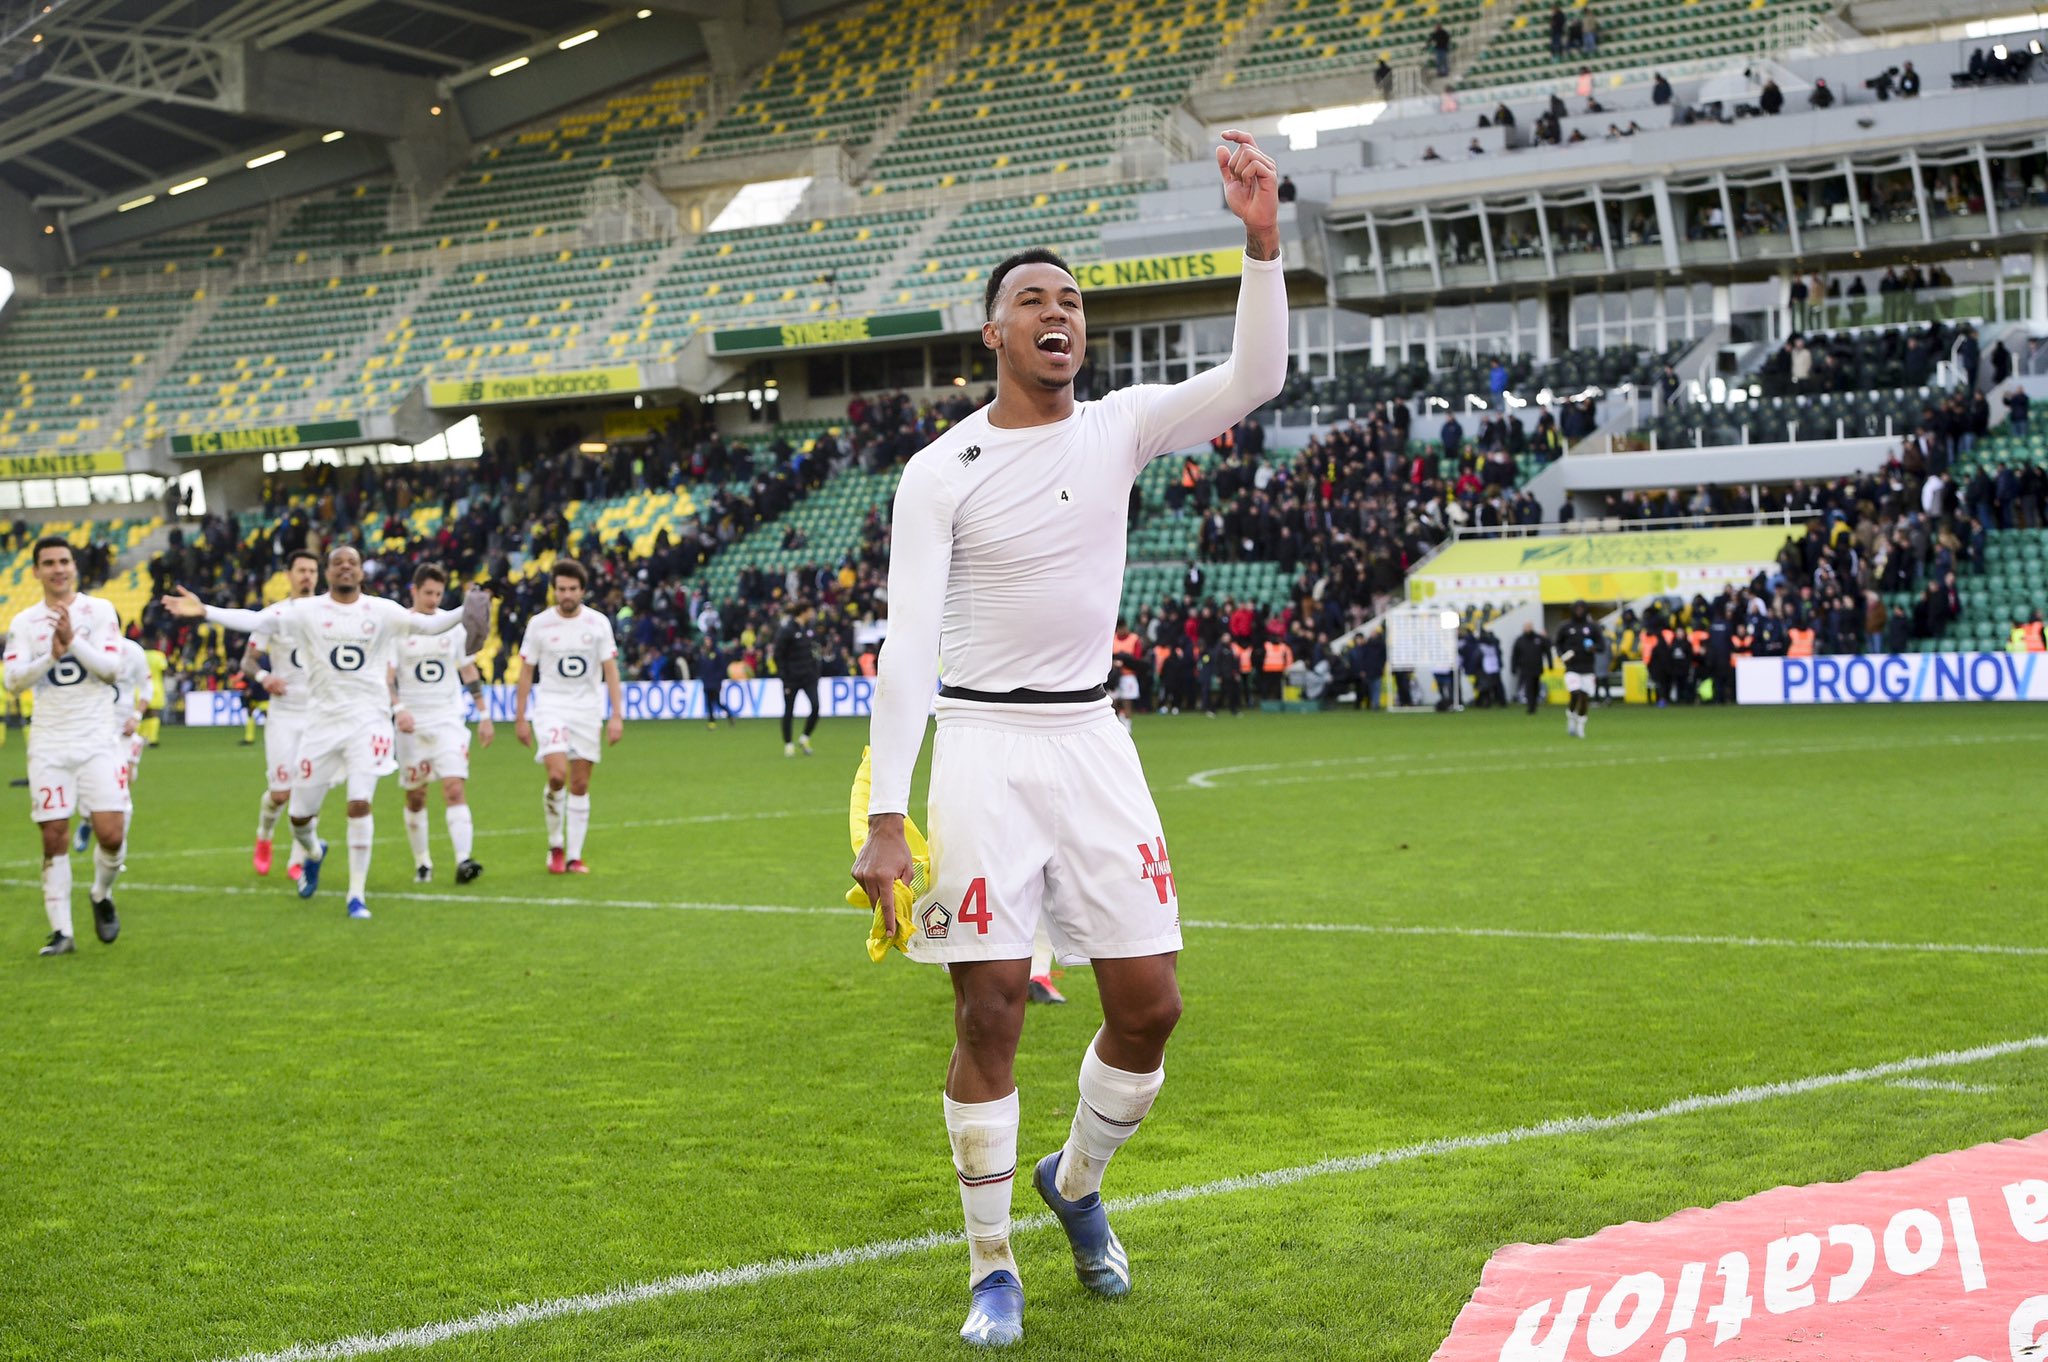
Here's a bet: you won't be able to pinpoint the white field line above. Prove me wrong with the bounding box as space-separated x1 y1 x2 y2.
14 877 2048 960
1890 1078 2001 1094
207 1033 2048 1362
1182 730 2048 790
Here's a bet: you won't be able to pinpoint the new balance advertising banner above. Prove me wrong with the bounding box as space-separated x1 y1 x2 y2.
1432 1129 2048 1361
183 677 882 727
1737 652 2048 704
426 365 642 408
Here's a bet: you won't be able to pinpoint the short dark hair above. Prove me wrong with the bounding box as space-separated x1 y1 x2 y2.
288 550 320 570
32 535 72 566
984 247 1075 320
553 558 589 588
412 562 448 587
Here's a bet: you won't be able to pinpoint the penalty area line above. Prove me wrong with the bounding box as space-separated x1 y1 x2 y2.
27 878 2048 960
205 1033 2048 1362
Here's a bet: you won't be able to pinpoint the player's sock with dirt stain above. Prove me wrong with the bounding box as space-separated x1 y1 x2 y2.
945 1089 1019 1287
42 854 73 937
1056 1034 1164 1201
403 807 431 869
542 786 565 849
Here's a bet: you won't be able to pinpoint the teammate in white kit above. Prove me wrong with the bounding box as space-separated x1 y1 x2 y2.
74 633 151 856
163 545 488 920
389 563 493 884
242 549 320 880
5 537 133 956
513 559 622 874
851 130 1287 1348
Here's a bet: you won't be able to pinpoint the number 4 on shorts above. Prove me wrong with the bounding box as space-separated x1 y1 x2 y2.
959 878 992 934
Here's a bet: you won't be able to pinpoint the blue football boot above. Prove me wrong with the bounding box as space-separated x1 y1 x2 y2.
346 898 371 921
959 1269 1023 1348
297 840 328 900
1033 1152 1130 1297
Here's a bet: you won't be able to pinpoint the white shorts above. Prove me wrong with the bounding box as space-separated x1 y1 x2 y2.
28 745 130 823
909 700 1182 966
1564 671 1596 696
264 706 309 791
1114 672 1140 703
533 709 604 765
292 717 397 810
398 721 470 790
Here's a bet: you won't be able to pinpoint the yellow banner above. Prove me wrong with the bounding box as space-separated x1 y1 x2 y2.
1069 249 1246 292
428 365 643 408
603 405 681 440
0 451 126 479
1423 528 1795 578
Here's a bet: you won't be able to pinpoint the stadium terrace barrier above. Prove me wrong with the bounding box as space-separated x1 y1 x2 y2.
181 678 881 728
1736 653 2048 704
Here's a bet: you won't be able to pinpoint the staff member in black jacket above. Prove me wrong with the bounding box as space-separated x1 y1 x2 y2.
1509 621 1554 714
774 600 822 757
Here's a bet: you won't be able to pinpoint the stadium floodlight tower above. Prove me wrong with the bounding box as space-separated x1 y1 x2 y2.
1384 603 1462 711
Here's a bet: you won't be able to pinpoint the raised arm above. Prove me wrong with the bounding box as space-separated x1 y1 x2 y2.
162 587 268 636
1128 130 1289 463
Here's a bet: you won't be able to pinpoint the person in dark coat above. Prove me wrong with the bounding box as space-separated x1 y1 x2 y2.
1509 621 1553 713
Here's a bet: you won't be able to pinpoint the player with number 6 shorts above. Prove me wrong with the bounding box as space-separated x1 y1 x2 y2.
243 549 321 880
513 558 622 874
4 536 133 957
163 546 489 921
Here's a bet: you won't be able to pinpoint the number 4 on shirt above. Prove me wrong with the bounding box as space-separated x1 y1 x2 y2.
959 877 992 935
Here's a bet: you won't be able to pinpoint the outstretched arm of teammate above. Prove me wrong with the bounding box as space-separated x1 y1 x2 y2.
855 457 955 929
603 658 623 745
163 587 266 635
1127 130 1289 464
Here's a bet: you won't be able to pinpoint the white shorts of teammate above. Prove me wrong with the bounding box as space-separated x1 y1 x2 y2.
1563 671 1596 696
28 747 131 823
397 722 470 790
1114 671 1140 704
908 700 1181 967
265 707 309 791
290 718 397 813
531 709 605 765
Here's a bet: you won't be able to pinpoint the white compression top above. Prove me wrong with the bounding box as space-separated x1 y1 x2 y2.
866 248 1288 816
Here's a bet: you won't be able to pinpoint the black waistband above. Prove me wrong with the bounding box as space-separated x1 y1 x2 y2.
938 684 1107 704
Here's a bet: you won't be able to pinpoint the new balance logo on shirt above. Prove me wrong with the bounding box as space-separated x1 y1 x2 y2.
957 445 982 466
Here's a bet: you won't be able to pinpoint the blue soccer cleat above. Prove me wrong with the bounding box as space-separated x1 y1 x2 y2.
297 841 328 900
1033 1152 1131 1297
346 898 371 921
959 1269 1023 1348
71 820 91 854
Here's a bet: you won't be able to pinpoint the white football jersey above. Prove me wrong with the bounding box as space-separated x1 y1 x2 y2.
518 607 616 715
4 595 124 755
245 594 447 727
109 637 150 737
250 595 316 713
393 626 470 726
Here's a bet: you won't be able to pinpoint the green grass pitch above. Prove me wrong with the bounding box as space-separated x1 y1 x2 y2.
3 704 2043 1361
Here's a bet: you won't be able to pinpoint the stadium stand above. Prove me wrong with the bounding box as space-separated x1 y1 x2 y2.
885 182 1153 309
1458 0 1837 94
0 290 196 456
642 211 922 338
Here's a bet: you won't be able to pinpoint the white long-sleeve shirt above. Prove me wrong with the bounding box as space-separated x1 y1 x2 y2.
205 594 465 729
866 249 1289 815
3 595 125 755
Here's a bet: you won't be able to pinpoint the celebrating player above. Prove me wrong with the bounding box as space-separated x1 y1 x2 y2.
74 632 151 857
1554 600 1604 739
513 559 622 874
852 129 1287 1347
163 546 488 920
244 549 320 879
390 563 492 884
5 537 132 956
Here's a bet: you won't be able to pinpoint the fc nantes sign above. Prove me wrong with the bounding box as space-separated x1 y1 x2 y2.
0 451 126 478
170 420 364 457
1069 249 1245 292
427 365 643 408
710 310 948 356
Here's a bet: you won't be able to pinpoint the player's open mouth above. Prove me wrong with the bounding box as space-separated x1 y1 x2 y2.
1035 330 1072 359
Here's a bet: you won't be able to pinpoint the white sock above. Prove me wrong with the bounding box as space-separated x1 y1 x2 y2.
566 794 590 862
543 785 565 849
41 855 73 937
446 804 474 862
1056 1033 1165 1202
403 806 431 868
347 814 374 900
1030 924 1053 980
258 792 284 842
944 1090 1019 1287
91 837 123 901
292 816 321 858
